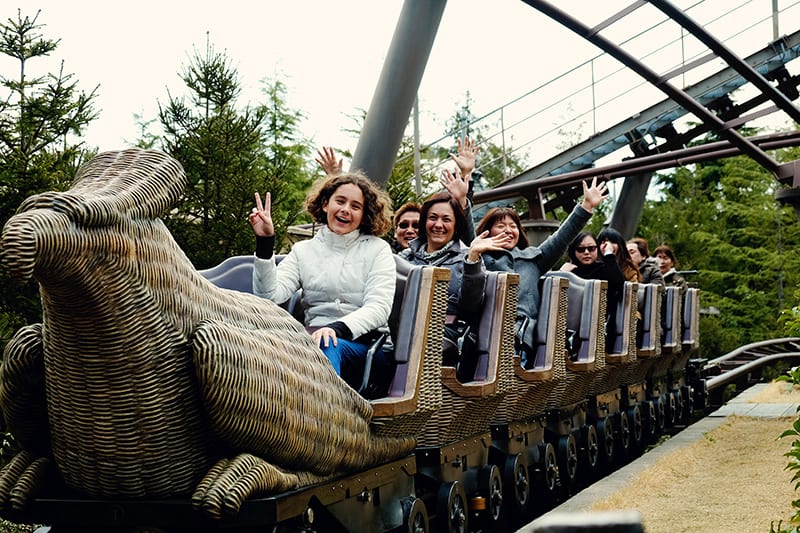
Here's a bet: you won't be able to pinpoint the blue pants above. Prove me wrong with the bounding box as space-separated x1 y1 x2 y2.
321 338 393 396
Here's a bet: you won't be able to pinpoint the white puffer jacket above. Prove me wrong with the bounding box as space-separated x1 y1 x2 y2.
253 226 395 339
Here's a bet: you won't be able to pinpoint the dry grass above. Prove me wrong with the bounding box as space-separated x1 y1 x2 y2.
589 415 798 532
748 380 800 404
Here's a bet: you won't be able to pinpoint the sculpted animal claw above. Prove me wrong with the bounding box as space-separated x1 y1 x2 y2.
192 454 303 519
0 451 51 511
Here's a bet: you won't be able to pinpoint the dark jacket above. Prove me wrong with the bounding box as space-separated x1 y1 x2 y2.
663 268 687 293
481 204 592 351
573 252 625 352
399 238 486 321
639 257 665 287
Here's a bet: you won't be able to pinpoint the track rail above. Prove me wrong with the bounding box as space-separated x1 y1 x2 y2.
702 337 800 393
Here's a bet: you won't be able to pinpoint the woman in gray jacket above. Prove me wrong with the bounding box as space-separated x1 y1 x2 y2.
473 177 608 365
248 172 395 395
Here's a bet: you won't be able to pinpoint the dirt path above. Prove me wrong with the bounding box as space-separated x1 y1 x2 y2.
588 382 800 532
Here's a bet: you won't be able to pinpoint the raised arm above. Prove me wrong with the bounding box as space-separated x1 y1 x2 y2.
315 146 343 176
449 135 480 179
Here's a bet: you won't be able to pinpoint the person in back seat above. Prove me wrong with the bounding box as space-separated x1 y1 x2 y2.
627 237 665 287
654 244 687 294
399 189 508 379
473 177 608 366
392 202 421 252
248 172 395 397
562 231 626 353
598 227 641 284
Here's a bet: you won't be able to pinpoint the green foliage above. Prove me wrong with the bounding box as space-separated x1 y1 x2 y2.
0 9 98 335
386 137 436 211
638 148 800 358
773 366 800 532
153 43 312 268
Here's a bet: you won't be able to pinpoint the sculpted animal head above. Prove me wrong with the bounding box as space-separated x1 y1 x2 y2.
2 149 186 287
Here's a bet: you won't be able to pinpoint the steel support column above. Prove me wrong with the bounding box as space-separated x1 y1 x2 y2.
609 173 653 239
350 0 447 187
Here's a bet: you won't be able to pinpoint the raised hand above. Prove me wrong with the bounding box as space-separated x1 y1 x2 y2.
466 230 513 262
248 192 274 237
581 176 609 212
440 167 469 210
315 146 343 176
449 136 480 177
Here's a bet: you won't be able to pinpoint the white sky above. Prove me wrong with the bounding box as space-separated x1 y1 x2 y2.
7 1 799 163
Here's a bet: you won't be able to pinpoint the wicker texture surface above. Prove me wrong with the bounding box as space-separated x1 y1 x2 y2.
417 273 517 447
547 285 607 409
591 286 640 396
0 149 414 518
372 270 448 438
496 279 568 424
650 293 684 381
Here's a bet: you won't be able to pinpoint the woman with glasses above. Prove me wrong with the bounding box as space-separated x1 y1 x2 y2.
562 231 626 352
471 178 608 365
392 202 421 252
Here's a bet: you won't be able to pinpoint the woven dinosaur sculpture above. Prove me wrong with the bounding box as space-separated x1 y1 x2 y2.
0 148 414 519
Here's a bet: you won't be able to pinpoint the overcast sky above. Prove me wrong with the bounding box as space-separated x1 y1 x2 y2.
8 1 798 160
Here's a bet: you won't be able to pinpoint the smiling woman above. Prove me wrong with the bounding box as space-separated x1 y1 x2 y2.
398 190 511 377
248 171 396 396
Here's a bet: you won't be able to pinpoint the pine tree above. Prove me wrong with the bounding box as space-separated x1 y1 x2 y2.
155 42 311 268
639 146 800 356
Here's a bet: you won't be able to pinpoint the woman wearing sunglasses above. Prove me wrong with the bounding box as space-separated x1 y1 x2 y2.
562 230 627 352
471 177 608 365
392 202 421 252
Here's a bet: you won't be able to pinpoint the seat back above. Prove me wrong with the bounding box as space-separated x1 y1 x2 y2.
198 255 254 293
530 275 569 371
544 271 606 367
682 288 700 351
606 281 638 363
373 266 451 421
472 271 503 382
660 286 682 353
636 283 663 356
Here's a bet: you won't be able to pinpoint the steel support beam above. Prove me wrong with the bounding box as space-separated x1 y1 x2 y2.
350 0 447 187
608 173 653 239
649 0 800 125
498 28 800 189
520 0 781 174
473 130 800 204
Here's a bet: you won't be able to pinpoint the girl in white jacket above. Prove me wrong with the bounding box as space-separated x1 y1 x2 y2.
248 172 395 396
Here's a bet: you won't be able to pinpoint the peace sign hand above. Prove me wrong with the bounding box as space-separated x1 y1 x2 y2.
248 192 275 237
